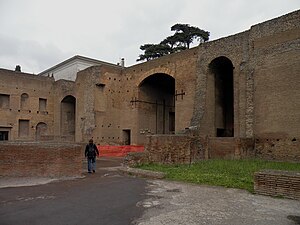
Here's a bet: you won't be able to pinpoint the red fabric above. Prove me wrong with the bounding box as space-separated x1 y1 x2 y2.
98 145 144 157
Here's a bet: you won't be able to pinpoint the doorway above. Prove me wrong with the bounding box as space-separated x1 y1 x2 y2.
36 122 48 141
61 95 76 137
122 129 131 145
209 56 234 137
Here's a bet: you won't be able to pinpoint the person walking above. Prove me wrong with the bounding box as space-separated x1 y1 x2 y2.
85 139 100 173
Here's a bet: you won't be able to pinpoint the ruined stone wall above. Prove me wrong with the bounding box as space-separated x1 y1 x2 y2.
0 69 79 142
207 137 255 160
255 138 300 162
145 134 300 164
249 10 300 139
75 65 124 144
124 48 199 145
52 79 76 142
0 142 83 177
77 10 299 151
144 134 256 164
75 48 199 145
191 10 300 141
0 69 55 141
145 135 194 164
243 10 300 162
0 10 299 165
191 31 250 138
76 67 97 143
131 47 199 129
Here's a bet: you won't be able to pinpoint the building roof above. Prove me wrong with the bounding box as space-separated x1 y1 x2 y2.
38 55 122 76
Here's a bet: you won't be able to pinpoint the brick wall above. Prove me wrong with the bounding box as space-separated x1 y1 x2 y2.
145 135 203 164
251 11 300 139
145 134 300 164
145 135 256 164
0 69 55 142
0 142 83 177
254 170 300 200
255 138 300 162
207 137 255 160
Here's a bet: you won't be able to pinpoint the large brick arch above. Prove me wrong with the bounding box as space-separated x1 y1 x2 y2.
135 67 175 87
136 71 176 135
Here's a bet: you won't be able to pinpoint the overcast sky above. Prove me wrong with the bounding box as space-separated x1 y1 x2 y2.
0 0 299 73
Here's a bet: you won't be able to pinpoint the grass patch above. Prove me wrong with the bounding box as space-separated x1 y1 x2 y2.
137 159 300 193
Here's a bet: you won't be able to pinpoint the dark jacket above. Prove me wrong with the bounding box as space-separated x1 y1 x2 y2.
85 143 99 158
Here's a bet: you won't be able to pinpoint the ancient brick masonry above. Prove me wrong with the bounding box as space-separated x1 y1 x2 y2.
254 170 300 200
0 142 83 177
255 138 300 162
145 135 196 164
143 132 256 164
0 10 299 163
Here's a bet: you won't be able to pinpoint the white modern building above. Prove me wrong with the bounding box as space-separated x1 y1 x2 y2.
39 55 124 81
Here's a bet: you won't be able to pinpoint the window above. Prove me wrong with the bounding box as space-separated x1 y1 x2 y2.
0 131 9 141
19 119 29 137
0 94 10 109
21 93 29 109
39 98 47 111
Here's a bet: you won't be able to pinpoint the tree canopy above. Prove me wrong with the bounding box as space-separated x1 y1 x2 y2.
15 65 21 72
137 24 209 62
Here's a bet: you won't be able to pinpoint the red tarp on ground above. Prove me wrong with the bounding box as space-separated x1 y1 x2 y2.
97 145 144 157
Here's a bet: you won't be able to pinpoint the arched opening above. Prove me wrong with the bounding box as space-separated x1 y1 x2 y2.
209 56 234 137
36 122 47 141
20 93 29 109
61 95 76 139
137 73 175 135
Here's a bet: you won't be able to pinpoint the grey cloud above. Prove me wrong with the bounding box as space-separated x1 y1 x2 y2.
0 35 69 73
0 0 299 71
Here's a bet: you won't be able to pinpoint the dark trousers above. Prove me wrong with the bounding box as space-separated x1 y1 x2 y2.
87 157 96 172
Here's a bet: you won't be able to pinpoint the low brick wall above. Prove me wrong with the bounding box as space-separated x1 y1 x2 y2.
123 152 149 167
255 138 300 162
145 135 255 164
144 135 299 164
0 142 83 177
254 170 300 200
207 137 255 159
145 135 196 164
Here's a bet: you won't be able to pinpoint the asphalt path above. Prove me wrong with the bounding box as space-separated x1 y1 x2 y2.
1 157 300 225
0 157 147 225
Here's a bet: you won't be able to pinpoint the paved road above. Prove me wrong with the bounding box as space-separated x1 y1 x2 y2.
1 157 300 225
0 157 147 225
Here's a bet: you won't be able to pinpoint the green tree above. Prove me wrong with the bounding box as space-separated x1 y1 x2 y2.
137 43 172 62
170 23 209 49
15 65 21 72
137 24 209 62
